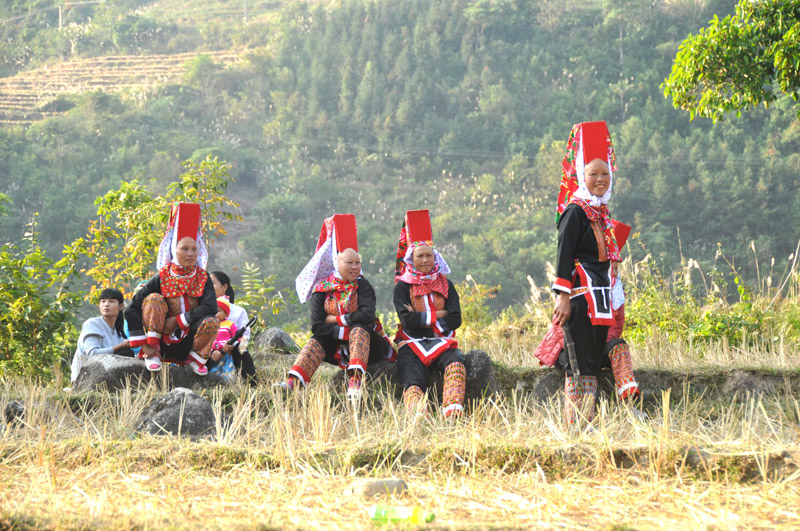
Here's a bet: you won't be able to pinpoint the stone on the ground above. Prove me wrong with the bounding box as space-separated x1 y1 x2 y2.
73 354 227 392
462 349 500 399
255 327 298 354
4 400 24 426
136 387 217 437
344 478 408 498
332 349 499 403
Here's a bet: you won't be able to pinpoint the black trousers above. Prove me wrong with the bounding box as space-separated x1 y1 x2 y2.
555 297 609 377
397 345 464 391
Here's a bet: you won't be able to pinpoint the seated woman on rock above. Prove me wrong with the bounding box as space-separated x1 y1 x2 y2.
126 203 219 375
550 121 632 423
393 209 465 418
279 214 395 400
209 270 258 384
70 288 133 383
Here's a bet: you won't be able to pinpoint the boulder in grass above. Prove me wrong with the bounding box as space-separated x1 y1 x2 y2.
255 327 299 354
73 354 227 393
332 349 500 403
4 400 24 427
136 387 217 438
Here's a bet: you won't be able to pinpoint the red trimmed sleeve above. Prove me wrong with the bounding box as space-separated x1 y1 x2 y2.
552 277 573 293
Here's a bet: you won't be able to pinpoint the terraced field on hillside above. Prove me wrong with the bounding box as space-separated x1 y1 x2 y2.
0 50 239 124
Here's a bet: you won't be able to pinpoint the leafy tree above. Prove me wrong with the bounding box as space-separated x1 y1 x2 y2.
663 0 800 121
236 262 288 332
0 214 82 379
67 156 242 300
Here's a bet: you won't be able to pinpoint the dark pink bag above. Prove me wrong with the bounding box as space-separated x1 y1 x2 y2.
534 320 564 367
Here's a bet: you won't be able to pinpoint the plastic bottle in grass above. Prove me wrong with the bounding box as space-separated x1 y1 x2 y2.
369 504 435 524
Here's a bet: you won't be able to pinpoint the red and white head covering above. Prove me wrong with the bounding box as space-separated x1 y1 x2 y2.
395 209 451 297
295 214 359 303
557 121 632 264
216 297 231 318
557 121 617 218
394 209 450 281
156 202 208 270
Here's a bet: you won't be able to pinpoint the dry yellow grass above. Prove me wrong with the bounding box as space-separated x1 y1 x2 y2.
1 354 799 529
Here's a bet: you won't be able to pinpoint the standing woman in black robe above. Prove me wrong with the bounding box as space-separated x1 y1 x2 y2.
551 121 622 424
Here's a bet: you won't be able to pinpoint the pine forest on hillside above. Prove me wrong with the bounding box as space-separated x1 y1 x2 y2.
1 0 799 317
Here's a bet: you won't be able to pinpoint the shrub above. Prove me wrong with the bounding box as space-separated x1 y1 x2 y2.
0 215 82 379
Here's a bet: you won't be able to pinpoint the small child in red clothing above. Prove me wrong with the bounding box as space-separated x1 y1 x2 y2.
208 297 238 379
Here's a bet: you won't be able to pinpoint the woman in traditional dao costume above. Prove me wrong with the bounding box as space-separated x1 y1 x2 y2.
126 203 220 375
551 121 638 422
393 209 466 418
281 214 395 399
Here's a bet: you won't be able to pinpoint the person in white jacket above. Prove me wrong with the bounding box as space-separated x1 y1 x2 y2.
71 288 133 383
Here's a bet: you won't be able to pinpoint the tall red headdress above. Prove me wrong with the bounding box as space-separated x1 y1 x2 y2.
557 121 617 223
296 214 359 303
156 202 207 270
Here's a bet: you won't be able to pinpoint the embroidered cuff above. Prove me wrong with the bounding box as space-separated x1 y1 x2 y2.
420 312 434 326
146 330 161 347
129 333 147 348
336 314 349 327
347 358 367 373
177 313 190 331
443 403 464 417
434 319 448 335
336 325 350 341
552 277 573 293
288 368 309 387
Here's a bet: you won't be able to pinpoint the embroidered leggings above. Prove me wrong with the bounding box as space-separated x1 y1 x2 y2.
288 325 373 386
605 339 640 399
564 375 598 424
399 347 466 417
140 293 218 360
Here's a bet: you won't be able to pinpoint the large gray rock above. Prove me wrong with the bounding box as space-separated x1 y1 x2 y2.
136 387 217 437
4 400 24 426
73 354 227 393
332 349 499 403
255 327 299 353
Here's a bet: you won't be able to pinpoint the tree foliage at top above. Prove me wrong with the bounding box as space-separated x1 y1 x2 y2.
663 0 800 121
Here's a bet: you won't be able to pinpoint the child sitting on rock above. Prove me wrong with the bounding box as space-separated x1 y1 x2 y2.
207 297 238 380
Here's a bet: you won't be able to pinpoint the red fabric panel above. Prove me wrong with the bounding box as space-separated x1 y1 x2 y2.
333 214 358 252
581 121 610 164
405 209 433 243
611 219 631 251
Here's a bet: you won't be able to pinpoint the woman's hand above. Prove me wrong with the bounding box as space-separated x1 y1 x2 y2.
163 316 178 336
404 304 414 312
325 315 338 324
435 310 448 319
113 340 131 352
222 343 234 354
211 350 223 362
553 292 571 327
